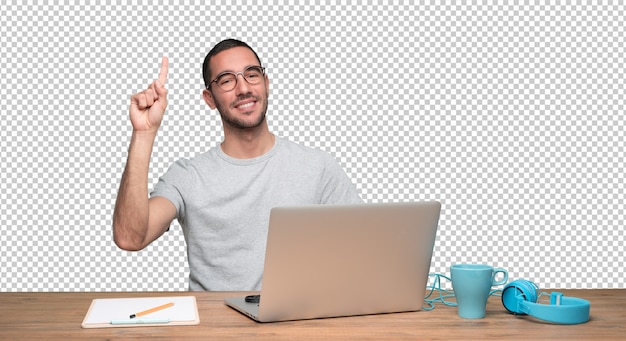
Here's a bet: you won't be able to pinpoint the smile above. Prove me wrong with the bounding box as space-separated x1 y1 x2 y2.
237 102 255 109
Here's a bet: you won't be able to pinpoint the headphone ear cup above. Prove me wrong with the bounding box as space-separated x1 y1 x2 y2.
501 279 538 314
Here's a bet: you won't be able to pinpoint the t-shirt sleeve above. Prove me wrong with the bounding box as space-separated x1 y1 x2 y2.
319 153 363 204
150 160 188 223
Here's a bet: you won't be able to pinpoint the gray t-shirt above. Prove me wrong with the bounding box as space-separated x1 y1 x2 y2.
151 136 362 291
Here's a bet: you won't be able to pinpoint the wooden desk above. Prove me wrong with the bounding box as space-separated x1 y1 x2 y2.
0 289 624 340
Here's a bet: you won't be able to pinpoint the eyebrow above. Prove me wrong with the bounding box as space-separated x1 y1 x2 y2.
214 65 262 78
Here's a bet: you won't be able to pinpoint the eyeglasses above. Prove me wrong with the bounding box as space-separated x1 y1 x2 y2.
209 65 266 92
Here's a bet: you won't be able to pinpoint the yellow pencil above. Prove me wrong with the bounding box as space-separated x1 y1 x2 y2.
129 302 174 319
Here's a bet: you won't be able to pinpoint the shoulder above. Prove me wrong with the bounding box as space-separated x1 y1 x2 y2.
274 137 345 178
163 146 220 175
277 137 334 162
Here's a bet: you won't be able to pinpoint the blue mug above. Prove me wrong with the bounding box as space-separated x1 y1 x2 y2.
451 264 508 319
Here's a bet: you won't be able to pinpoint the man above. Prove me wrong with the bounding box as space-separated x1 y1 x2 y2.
113 39 362 291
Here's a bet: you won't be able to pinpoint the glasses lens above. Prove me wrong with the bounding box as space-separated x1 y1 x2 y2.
216 73 237 91
243 67 263 84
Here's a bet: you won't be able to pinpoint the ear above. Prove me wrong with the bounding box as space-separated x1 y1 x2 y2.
203 88 217 109
265 74 270 96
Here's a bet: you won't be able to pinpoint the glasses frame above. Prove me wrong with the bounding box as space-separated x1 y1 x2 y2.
208 65 266 92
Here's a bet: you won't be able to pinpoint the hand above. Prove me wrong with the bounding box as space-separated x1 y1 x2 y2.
129 56 169 133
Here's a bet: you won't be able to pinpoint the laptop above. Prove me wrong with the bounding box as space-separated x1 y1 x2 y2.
224 201 441 322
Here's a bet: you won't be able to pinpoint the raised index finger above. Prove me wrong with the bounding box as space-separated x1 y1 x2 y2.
157 56 169 85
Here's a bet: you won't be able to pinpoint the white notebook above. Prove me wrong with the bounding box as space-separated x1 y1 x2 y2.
81 296 199 328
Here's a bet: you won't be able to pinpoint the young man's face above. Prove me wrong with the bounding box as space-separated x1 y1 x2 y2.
203 46 270 131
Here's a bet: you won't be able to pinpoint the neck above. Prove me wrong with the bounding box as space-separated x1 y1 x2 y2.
220 122 275 159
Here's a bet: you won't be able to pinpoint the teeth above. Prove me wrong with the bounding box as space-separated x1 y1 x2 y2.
238 102 254 109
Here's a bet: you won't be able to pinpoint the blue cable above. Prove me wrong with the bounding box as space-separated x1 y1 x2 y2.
423 273 503 311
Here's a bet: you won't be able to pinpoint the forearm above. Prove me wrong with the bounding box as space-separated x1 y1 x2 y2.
112 131 157 251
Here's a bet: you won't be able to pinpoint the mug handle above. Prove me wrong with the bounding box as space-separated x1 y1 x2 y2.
492 268 509 286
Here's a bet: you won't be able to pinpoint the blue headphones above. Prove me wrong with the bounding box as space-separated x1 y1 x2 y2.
501 279 590 324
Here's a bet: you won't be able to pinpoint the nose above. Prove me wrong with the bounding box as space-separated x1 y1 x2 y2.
234 73 252 94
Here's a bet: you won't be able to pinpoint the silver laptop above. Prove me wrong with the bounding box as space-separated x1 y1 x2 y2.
225 201 441 322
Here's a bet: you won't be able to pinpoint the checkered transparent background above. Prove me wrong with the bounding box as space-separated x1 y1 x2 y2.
1 2 623 291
